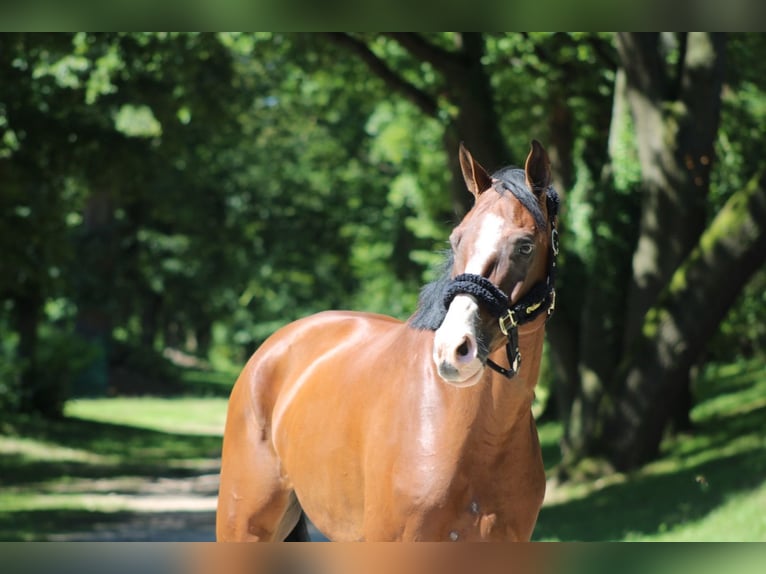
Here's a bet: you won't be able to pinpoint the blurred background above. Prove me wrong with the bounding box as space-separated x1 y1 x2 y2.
1 33 765 541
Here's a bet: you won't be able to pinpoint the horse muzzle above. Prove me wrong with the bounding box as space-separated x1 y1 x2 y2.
433 295 487 386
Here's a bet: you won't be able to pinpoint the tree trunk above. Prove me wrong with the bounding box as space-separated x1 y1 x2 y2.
326 33 509 217
335 32 751 474
407 32 510 216
449 34 511 170
12 287 43 414
605 171 766 468
140 290 162 349
558 66 633 464
559 34 732 472
619 32 726 353
73 187 115 396
543 101 593 432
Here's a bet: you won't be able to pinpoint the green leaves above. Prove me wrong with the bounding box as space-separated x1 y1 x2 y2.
3 33 766 425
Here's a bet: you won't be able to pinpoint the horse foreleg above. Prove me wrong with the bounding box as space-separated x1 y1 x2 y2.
216 405 301 541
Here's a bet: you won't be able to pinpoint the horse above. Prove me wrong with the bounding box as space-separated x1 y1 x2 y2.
216 140 560 541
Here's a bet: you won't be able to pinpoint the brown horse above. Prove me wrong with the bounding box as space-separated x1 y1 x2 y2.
216 141 559 541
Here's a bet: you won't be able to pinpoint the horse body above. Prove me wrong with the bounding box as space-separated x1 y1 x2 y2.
218 310 546 541
217 141 557 541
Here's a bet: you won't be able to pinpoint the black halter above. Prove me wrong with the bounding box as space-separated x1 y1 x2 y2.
442 187 559 379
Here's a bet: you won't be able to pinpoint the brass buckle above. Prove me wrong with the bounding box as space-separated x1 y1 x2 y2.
525 300 542 315
499 310 517 337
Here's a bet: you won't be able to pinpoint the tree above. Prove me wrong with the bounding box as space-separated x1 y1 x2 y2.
3 32 765 473
325 33 509 217
0 33 90 414
560 33 766 470
1 33 405 414
325 32 766 472
0 33 250 409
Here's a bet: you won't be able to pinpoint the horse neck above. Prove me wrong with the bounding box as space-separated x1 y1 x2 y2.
510 313 548 393
478 314 547 437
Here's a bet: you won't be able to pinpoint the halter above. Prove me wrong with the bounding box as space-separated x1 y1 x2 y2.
442 186 559 379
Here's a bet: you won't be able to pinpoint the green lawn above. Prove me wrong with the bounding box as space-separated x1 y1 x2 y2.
0 370 231 540
533 359 766 541
1 360 764 541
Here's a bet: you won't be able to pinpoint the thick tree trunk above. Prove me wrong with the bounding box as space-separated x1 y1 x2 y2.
558 67 632 464
605 172 766 468
449 34 510 170
619 33 726 353
411 32 510 217
559 34 730 472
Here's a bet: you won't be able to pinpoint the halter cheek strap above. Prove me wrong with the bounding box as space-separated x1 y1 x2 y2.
442 189 559 380
442 271 554 379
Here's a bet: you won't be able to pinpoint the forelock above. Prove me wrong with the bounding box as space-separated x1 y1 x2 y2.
491 167 546 231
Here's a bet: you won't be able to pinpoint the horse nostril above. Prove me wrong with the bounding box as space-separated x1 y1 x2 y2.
457 339 471 358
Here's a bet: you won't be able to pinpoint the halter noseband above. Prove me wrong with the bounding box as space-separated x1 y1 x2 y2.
442 187 559 379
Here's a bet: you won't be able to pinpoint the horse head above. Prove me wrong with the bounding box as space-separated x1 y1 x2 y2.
433 141 557 386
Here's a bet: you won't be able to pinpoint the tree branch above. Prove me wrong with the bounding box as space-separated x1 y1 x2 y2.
322 33 439 118
661 170 766 361
382 33 466 77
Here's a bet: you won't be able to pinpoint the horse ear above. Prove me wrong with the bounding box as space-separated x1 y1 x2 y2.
524 140 551 197
459 142 493 199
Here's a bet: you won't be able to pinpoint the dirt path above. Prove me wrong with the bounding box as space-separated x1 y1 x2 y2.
45 463 325 541
45 465 561 541
46 470 220 541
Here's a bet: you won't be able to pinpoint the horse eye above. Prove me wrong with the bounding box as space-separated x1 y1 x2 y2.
516 243 534 257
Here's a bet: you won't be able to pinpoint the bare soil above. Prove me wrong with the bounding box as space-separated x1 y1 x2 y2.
45 467 220 541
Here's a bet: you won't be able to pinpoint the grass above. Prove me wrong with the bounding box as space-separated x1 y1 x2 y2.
533 358 766 541
0 369 232 540
65 397 229 437
0 359 764 541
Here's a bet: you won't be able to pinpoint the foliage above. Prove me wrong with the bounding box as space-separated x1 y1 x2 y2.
1 33 765 481
706 33 766 362
24 327 100 417
0 316 21 413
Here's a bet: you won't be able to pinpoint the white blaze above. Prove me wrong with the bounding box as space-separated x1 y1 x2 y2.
433 213 505 385
464 213 505 275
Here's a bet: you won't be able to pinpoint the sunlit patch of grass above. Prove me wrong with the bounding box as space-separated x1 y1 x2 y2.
65 397 229 437
0 393 228 541
534 358 766 541
0 435 116 465
0 369 239 541
179 368 237 397
628 480 766 541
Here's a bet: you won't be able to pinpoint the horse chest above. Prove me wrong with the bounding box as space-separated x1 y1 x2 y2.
389 481 522 541
382 445 533 541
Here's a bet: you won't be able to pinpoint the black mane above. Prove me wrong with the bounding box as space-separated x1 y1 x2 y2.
408 166 551 331
409 252 454 330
